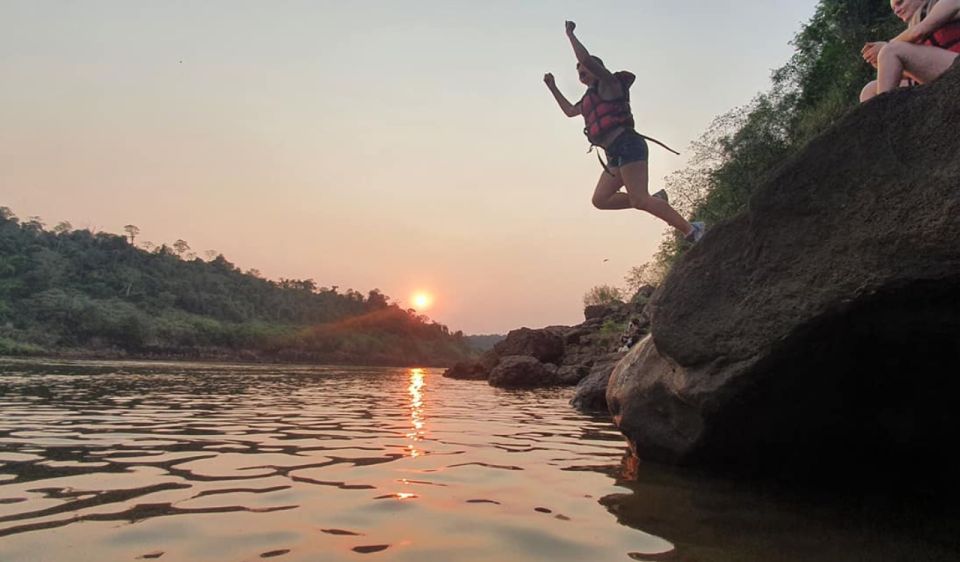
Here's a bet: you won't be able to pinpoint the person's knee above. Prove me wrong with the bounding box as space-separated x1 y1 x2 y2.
860 80 878 103
630 194 650 210
592 194 609 209
878 41 905 60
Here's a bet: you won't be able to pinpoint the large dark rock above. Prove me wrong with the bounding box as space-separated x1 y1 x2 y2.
443 361 488 380
442 350 498 380
584 303 622 321
570 352 624 412
488 355 559 389
493 328 565 364
609 62 960 475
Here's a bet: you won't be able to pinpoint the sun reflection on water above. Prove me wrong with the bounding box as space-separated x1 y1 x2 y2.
406 368 426 458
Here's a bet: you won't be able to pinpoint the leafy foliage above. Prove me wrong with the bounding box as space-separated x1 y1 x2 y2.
583 285 625 307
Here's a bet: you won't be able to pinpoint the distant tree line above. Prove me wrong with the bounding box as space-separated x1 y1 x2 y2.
0 207 473 366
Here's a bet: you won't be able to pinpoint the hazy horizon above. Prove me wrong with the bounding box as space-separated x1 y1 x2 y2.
1 0 820 334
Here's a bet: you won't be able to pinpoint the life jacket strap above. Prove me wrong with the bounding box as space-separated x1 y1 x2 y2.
638 133 680 156
587 144 616 177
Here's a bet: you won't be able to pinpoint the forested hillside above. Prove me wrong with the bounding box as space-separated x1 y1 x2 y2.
0 207 473 366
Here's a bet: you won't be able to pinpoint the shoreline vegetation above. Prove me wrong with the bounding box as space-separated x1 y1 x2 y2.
0 208 477 367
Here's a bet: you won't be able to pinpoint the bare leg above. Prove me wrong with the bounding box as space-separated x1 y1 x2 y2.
877 42 959 93
591 168 632 210
619 160 693 235
860 79 917 102
860 80 880 103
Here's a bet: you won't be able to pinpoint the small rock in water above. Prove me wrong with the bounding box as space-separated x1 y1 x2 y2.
534 507 552 514
137 553 164 560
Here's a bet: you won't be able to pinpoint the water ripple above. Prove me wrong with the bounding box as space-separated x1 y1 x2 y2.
1 360 654 562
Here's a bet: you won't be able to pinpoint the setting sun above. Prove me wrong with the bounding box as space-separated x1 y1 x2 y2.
411 292 433 311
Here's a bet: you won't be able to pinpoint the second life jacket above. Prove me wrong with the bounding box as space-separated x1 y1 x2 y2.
580 71 637 146
924 19 960 53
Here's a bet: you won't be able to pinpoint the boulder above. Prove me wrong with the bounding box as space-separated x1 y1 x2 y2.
557 364 589 386
442 350 499 380
443 361 488 380
584 303 622 322
488 355 560 389
608 61 960 474
570 352 624 412
493 328 565 364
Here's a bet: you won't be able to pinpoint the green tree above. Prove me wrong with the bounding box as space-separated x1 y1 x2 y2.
124 224 140 245
583 285 624 307
173 239 190 257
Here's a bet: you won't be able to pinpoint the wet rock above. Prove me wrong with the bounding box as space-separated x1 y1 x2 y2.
442 350 498 380
443 360 489 380
571 352 624 412
488 355 560 389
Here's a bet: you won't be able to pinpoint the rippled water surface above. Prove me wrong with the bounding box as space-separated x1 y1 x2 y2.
1 359 958 562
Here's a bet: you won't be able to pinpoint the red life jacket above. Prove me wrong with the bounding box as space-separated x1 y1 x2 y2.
580 71 636 145
924 19 960 53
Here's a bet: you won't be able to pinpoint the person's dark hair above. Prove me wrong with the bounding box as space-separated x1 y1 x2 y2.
577 56 607 71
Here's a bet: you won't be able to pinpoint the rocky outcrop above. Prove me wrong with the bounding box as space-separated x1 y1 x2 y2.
608 61 960 474
492 328 565 364
442 360 490 380
443 294 653 394
488 355 559 388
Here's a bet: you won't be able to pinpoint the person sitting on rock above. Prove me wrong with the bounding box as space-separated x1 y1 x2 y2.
543 21 705 244
860 0 960 102
617 318 644 352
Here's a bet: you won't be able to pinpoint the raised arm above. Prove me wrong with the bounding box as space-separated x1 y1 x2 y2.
894 0 960 43
543 73 581 117
565 21 613 80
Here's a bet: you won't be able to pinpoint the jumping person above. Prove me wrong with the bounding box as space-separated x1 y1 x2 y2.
544 21 704 243
861 0 960 101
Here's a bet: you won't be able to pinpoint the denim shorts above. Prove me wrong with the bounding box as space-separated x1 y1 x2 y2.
604 130 649 168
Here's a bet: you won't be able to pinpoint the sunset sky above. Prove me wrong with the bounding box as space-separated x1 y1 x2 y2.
1 0 819 334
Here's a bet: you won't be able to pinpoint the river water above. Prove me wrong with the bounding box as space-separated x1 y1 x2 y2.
0 359 957 562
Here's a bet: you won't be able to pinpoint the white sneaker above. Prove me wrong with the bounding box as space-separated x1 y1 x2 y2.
685 221 706 244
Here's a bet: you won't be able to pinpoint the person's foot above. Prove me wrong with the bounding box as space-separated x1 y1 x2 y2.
652 189 669 203
684 221 706 244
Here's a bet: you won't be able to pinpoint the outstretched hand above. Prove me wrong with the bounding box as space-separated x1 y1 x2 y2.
543 73 556 87
565 20 576 35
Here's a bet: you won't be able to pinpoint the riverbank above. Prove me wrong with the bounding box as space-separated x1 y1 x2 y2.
0 341 467 368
